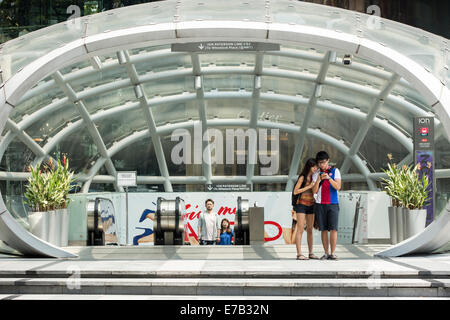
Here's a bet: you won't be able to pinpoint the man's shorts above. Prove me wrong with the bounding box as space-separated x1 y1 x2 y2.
293 204 315 214
315 204 339 231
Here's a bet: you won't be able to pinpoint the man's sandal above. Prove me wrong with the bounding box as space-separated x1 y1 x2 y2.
308 253 319 260
296 254 308 260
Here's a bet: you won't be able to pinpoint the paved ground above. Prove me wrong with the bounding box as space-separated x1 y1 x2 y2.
0 244 449 277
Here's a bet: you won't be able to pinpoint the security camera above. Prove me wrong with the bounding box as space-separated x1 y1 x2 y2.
343 54 352 65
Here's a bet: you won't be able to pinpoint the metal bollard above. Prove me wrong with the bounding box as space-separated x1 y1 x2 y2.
86 199 104 246
235 196 250 245
155 197 185 245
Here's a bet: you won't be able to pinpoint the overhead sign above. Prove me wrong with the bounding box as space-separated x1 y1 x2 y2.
205 183 251 192
117 171 137 187
171 41 280 52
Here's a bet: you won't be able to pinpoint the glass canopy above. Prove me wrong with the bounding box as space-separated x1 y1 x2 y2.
0 0 449 215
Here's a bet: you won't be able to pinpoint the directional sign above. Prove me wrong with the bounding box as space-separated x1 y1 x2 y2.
205 184 251 192
172 41 280 52
117 171 137 187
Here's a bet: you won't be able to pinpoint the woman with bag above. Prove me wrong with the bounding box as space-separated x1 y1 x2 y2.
292 158 319 260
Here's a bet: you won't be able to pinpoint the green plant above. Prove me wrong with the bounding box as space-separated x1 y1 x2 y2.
55 156 75 209
382 162 431 210
24 156 75 212
401 164 431 210
381 163 402 207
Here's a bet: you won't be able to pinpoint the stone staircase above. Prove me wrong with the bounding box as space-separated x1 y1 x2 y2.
0 245 449 298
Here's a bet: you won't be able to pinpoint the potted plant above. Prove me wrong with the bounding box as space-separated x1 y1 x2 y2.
24 163 50 241
56 156 75 247
401 163 430 238
24 156 75 246
382 162 401 244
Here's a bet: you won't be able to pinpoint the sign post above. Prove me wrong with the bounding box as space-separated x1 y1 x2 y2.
117 171 137 245
413 117 435 226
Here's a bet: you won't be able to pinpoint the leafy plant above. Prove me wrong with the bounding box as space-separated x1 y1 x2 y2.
382 162 430 210
24 156 75 212
381 163 402 207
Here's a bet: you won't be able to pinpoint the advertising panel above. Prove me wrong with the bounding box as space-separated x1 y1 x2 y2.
127 192 293 246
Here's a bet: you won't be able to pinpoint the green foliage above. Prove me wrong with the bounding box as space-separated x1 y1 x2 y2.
24 156 75 212
382 163 430 210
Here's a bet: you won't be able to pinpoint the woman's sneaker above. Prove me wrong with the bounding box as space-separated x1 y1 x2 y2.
328 254 338 260
320 254 329 260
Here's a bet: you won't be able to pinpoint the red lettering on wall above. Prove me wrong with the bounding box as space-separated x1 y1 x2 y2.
184 204 201 220
264 221 282 242
184 222 198 241
218 206 236 215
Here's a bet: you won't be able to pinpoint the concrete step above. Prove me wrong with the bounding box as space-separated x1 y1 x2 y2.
0 277 449 297
1 269 450 279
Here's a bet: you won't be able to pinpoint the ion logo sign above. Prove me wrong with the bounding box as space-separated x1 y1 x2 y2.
418 118 431 124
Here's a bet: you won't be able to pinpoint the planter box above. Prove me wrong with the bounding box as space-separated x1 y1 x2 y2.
28 211 49 242
48 210 61 246
59 208 70 247
395 207 404 242
388 207 398 244
405 209 427 238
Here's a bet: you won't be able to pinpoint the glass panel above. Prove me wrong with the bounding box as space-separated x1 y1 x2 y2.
271 1 359 35
9 79 67 123
142 75 195 98
203 75 253 92
264 52 322 74
1 140 34 172
67 64 129 94
300 135 346 169
308 107 363 146
205 98 251 120
0 17 86 81
390 82 430 113
89 183 115 193
59 60 93 76
436 179 450 218
25 102 79 147
83 85 136 115
111 136 161 176
359 13 447 80
200 52 256 67
96 108 147 149
47 131 99 175
151 100 200 126
85 1 177 36
435 136 450 170
378 99 414 134
257 100 295 125
360 127 409 172
262 75 315 97
320 83 373 113
1 180 29 227
327 63 386 90
178 0 266 22
134 52 192 76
